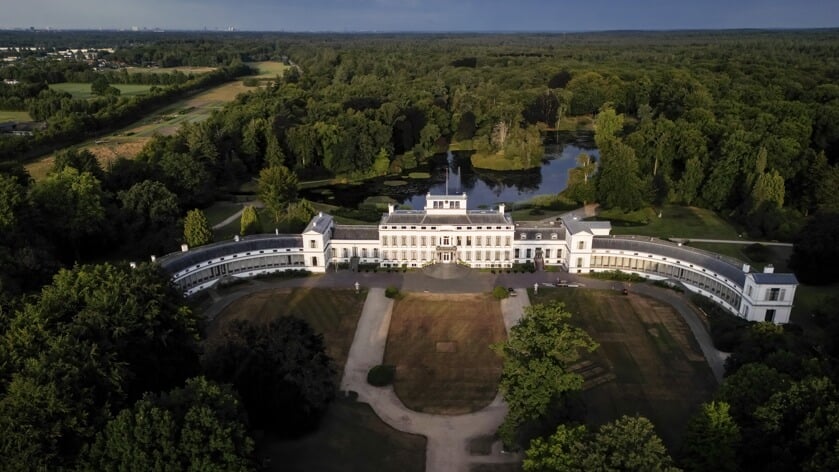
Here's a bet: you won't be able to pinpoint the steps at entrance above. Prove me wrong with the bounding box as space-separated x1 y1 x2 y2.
422 263 473 280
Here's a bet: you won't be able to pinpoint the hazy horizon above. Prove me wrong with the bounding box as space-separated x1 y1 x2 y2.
2 0 837 33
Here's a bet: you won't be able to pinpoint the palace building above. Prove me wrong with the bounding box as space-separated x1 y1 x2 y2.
158 192 798 324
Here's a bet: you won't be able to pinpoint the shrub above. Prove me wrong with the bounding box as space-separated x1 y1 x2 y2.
691 294 750 351
493 286 509 300
588 270 646 282
742 243 772 263
367 365 396 386
384 286 399 298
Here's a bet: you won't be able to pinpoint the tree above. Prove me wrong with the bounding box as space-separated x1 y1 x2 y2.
524 416 677 472
30 167 105 259
596 139 646 211
789 212 839 285
239 205 261 235
493 301 597 447
203 317 336 436
680 401 740 472
751 170 785 209
78 377 254 472
565 153 596 205
117 179 181 256
90 75 110 95
679 156 704 205
258 165 298 224
183 209 213 247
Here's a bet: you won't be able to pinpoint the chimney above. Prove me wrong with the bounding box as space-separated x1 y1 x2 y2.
763 264 774 274
499 203 506 215
275 228 279 235
129 262 137 269
742 263 750 273
388 203 395 214
318 211 323 218
181 244 189 252
234 235 240 242
150 255 156 262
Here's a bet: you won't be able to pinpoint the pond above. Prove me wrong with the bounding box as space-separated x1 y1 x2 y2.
301 133 598 210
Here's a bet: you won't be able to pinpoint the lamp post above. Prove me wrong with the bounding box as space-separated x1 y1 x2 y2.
534 282 538 294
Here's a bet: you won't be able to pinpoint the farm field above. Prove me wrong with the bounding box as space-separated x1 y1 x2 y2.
0 110 32 122
530 288 717 451
49 82 153 99
384 292 507 414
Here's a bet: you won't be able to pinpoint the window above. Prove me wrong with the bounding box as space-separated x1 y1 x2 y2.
504 251 510 261
467 236 472 246
421 236 427 246
401 236 407 246
505 236 511 246
551 233 558 240
747 285 753 296
526 249 532 258
576 257 583 267
373 248 378 258
391 236 397 246
382 236 388 246
578 241 585 250
515 248 520 258
309 240 317 248
476 236 482 246
545 249 551 259
331 248 336 258
312 257 318 266
765 309 776 323
520 233 527 240
457 236 462 246
536 233 542 240
362 248 368 258
767 288 780 301
411 236 417 246
496 236 501 246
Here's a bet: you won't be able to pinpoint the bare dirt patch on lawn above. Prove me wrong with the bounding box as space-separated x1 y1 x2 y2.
385 292 506 414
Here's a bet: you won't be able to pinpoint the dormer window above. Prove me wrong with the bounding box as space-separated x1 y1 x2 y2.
536 233 542 240
520 233 527 240
551 233 558 240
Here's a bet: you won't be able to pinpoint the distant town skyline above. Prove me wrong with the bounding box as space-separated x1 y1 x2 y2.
2 0 838 32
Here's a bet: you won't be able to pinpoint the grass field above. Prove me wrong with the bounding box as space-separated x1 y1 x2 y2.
123 66 217 75
688 242 792 272
384 292 507 414
247 61 290 78
0 110 32 122
212 288 426 472
530 288 717 451
28 80 254 180
210 288 366 374
258 398 426 472
603 204 742 240
49 82 154 99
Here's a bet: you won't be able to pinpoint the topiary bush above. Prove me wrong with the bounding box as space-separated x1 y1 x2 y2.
493 286 510 299
385 286 399 298
367 365 396 386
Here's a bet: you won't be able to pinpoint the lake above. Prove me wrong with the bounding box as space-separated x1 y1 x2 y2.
301 135 598 210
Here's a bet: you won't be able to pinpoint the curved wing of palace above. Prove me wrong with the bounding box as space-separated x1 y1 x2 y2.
157 193 798 324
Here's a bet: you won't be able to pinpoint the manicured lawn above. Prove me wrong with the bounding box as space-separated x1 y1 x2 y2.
210 288 366 374
258 398 426 472
530 288 717 451
49 82 153 99
385 292 507 414
601 204 743 240
201 201 244 227
0 110 32 122
123 66 217 75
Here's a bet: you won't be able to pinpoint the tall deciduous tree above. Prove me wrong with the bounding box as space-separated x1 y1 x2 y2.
78 377 254 472
596 139 646 211
524 416 677 472
680 401 740 472
493 301 597 447
183 209 213 247
239 205 261 235
258 165 298 224
203 317 336 436
117 179 181 256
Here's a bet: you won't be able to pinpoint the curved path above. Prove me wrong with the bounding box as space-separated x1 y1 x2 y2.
340 287 528 472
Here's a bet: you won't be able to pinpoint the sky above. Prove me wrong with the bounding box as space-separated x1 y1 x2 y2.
1 0 838 32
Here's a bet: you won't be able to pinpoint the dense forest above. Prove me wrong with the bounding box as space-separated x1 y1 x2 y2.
2 30 839 470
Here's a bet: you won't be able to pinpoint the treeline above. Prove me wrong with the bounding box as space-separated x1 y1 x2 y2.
0 63 252 160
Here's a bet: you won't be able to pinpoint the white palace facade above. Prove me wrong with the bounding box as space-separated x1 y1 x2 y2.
158 193 798 324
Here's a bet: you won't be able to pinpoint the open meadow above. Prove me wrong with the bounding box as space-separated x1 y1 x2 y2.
27 80 254 180
0 110 32 122
530 288 717 450
384 292 507 414
246 61 290 79
49 82 153 99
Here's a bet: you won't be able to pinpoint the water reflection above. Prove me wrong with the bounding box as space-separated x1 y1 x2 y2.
300 139 599 210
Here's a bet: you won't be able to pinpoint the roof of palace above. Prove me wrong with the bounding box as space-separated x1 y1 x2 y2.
158 235 303 273
380 210 511 227
593 236 748 285
750 272 799 285
332 225 380 240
